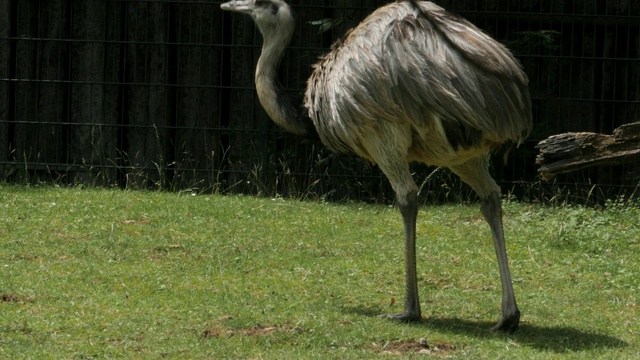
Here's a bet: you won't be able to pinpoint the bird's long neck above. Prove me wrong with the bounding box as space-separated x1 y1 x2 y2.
255 25 317 139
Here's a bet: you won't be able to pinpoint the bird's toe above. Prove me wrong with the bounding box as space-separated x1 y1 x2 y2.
491 310 521 333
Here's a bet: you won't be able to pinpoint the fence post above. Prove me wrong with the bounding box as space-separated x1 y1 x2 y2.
0 0 9 179
259 110 270 192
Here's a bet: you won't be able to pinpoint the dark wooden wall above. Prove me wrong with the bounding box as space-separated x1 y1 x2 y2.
1 0 639 202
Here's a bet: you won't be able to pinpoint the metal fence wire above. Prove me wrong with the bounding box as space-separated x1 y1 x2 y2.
1 0 639 203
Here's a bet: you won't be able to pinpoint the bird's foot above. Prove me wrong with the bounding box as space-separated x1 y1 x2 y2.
378 311 422 322
491 310 521 333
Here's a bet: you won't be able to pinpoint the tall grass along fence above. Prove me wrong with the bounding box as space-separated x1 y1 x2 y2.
1 0 639 204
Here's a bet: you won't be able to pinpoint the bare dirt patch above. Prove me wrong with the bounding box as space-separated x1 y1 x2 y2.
1 293 33 303
202 324 303 338
371 338 457 356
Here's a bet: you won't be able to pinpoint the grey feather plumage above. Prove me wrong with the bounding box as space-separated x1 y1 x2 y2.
306 1 532 163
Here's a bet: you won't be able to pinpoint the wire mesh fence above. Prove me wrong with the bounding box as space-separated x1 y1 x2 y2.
1 0 639 204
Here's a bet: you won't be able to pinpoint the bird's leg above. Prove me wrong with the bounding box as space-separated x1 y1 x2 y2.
481 191 520 332
370 155 421 321
380 189 422 322
451 158 520 332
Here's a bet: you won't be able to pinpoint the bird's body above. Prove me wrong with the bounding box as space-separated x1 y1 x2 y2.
306 1 531 167
221 0 532 332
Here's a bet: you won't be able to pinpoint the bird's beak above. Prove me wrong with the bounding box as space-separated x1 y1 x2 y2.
220 0 254 14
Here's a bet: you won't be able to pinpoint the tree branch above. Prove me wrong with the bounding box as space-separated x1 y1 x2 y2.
536 122 640 180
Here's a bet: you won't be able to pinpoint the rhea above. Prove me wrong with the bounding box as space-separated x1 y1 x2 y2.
220 0 532 332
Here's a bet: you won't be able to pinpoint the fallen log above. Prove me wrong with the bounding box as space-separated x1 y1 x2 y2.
536 122 640 180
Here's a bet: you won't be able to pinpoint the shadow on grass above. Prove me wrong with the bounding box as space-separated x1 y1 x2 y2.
340 306 628 353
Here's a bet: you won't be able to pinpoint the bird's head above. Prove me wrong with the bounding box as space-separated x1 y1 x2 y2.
221 0 294 39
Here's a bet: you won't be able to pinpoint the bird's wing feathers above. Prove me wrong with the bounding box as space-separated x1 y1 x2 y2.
306 2 532 154
415 6 528 84
382 2 532 147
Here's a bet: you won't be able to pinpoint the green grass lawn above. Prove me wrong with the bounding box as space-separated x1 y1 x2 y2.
1 184 638 358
